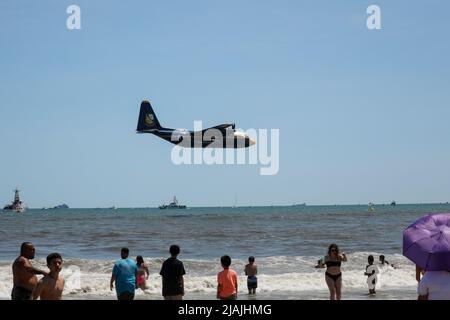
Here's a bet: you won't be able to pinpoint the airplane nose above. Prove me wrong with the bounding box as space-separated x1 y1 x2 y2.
249 138 256 146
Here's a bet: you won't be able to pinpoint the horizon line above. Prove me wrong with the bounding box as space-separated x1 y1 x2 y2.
14 202 450 210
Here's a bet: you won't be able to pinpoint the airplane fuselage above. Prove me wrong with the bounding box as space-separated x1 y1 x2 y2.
138 128 254 148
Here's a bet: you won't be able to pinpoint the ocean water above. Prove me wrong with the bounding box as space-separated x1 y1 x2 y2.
1 204 449 300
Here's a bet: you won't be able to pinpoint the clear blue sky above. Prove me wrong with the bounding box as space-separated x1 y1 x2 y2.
1 1 449 208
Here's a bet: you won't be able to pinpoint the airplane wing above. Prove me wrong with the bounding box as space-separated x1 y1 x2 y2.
203 123 235 132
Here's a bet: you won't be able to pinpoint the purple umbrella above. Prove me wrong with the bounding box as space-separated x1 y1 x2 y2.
403 213 450 271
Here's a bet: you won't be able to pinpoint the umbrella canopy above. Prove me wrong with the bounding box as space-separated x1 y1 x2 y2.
403 213 450 271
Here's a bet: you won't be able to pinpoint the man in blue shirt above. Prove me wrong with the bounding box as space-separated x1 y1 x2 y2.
110 248 138 300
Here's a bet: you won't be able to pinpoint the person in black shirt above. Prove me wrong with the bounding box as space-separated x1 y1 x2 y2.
159 244 186 300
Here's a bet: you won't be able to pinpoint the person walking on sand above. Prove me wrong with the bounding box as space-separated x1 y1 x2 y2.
136 255 150 292
319 244 347 300
32 253 65 300
110 247 138 300
244 256 257 295
159 245 186 300
217 255 238 300
11 242 48 300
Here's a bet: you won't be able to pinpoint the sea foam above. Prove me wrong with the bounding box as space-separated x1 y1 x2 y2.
0 252 418 299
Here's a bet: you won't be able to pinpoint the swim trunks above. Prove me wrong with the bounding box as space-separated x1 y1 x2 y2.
247 275 258 289
11 286 32 300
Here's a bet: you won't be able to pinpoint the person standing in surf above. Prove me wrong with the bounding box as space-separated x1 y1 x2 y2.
110 247 138 300
379 255 394 268
244 256 258 295
217 255 238 300
136 255 150 292
11 242 48 300
159 245 186 300
319 244 347 300
364 255 379 295
32 253 65 300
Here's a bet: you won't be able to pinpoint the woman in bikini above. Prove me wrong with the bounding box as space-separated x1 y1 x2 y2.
320 244 347 300
136 255 149 292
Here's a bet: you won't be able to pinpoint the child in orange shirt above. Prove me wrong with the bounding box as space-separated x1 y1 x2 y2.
217 255 238 300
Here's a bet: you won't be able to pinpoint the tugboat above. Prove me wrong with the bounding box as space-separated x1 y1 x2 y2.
159 196 187 209
3 188 26 213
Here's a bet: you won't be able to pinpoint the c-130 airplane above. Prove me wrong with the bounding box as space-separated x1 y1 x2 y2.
136 100 255 148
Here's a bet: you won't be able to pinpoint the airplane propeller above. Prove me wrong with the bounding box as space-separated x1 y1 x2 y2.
232 123 235 130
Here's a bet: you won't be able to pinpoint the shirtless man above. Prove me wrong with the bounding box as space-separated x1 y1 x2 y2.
244 256 258 295
12 242 48 300
33 253 65 300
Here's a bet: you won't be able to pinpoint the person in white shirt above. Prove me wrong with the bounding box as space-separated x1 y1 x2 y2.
418 271 450 300
364 255 379 295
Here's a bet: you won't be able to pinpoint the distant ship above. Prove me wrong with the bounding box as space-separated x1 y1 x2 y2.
159 196 187 209
390 201 396 206
42 204 69 210
53 204 69 209
292 203 306 207
3 188 26 213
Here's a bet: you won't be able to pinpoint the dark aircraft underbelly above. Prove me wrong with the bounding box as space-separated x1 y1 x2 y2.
157 133 250 148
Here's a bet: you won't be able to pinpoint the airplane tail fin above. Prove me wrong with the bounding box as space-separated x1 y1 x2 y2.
136 100 162 132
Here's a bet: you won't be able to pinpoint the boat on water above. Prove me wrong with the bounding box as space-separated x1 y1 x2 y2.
159 196 186 209
53 204 69 209
292 203 306 207
3 188 26 213
42 204 69 210
390 201 397 206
